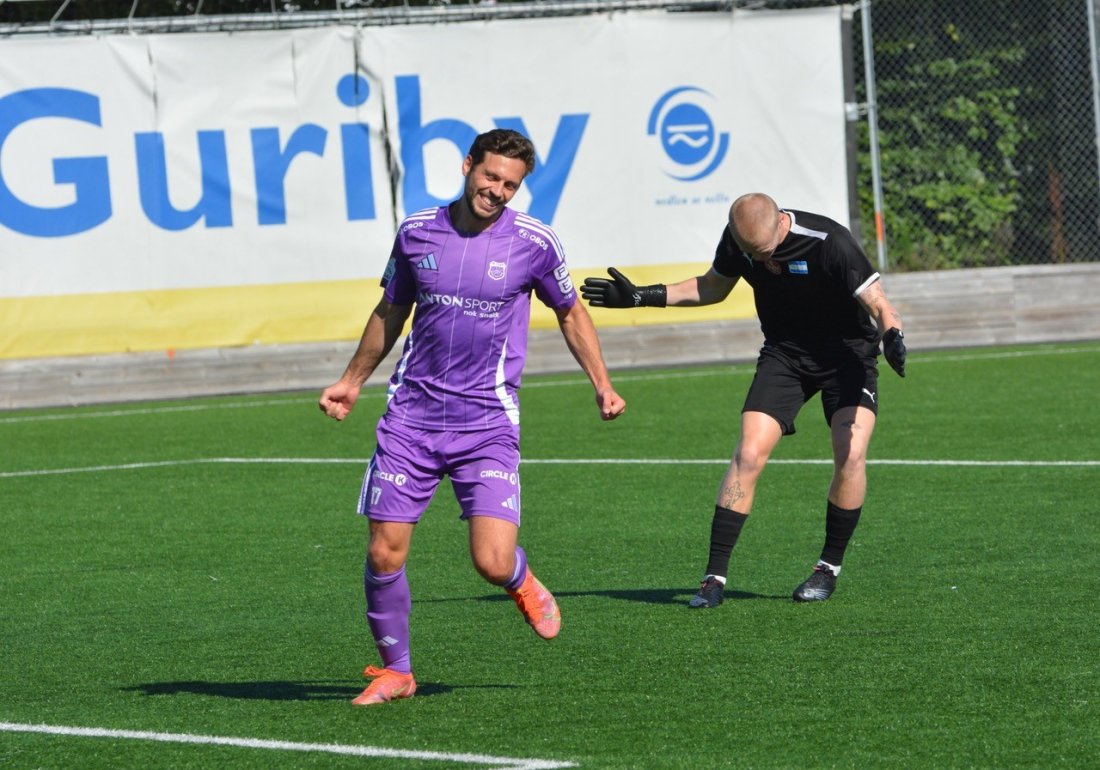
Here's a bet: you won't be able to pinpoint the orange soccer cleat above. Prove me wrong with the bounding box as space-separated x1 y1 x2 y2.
507 568 561 640
351 665 417 706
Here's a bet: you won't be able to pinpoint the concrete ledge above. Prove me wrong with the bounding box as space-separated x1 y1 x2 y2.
2 262 1099 411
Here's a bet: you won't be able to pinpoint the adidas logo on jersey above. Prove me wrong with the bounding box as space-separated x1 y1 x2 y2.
417 253 438 270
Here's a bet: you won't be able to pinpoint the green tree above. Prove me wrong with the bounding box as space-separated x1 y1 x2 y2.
860 0 1099 270
860 3 1030 270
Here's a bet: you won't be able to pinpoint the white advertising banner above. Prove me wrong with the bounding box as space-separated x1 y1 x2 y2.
0 8 848 358
0 27 389 295
366 8 850 270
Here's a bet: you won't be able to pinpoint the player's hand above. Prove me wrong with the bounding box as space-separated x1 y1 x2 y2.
882 328 906 378
581 267 638 308
581 268 666 308
596 387 626 421
319 381 361 421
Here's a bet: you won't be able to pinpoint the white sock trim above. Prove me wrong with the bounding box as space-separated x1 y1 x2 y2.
704 574 727 585
816 560 841 576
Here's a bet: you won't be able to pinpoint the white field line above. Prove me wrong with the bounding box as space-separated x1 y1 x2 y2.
0 722 576 770
1 456 1097 479
0 398 308 424
915 343 1100 364
3 342 1097 426
0 370 733 425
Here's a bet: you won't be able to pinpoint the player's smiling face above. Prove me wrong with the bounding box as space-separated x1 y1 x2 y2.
460 151 527 224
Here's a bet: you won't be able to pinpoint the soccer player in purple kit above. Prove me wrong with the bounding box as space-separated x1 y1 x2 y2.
319 128 626 706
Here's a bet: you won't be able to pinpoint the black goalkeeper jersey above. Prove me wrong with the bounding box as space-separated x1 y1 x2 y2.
712 209 881 362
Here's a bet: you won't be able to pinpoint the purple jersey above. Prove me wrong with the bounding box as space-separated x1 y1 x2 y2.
380 204 576 431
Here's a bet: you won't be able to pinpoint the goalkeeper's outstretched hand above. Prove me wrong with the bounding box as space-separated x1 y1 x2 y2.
882 328 906 377
581 268 666 308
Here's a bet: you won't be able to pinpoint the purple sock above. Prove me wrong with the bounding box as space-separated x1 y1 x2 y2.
364 563 412 674
503 546 528 591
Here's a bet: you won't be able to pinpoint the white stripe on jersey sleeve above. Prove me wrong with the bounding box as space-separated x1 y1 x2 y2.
787 221 828 241
514 212 566 260
400 207 440 226
853 272 881 297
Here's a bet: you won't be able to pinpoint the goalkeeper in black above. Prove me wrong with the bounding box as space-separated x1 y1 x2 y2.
581 192 906 606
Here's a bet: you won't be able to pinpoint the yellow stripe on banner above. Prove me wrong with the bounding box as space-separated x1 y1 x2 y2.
0 263 756 360
540 263 756 330
0 280 383 360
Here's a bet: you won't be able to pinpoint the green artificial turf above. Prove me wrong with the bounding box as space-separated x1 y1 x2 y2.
1 341 1097 768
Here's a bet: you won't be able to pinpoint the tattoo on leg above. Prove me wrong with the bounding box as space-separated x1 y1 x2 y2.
719 479 746 510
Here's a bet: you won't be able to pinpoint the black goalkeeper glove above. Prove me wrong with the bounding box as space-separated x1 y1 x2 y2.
581 267 667 308
882 328 906 378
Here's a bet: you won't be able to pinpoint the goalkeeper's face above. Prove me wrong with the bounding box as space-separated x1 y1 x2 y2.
730 214 785 262
728 196 789 262
460 152 527 223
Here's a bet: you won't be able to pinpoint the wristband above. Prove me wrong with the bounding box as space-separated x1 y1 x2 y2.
637 284 668 308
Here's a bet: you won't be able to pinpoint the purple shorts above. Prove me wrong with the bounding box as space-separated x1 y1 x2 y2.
357 416 522 526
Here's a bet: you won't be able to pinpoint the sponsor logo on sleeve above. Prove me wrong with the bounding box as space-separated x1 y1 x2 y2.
518 228 549 250
553 263 574 295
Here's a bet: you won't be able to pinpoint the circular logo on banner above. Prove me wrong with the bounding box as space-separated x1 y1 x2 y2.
647 86 730 182
336 74 370 107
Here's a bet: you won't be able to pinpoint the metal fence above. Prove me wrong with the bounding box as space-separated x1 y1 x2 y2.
857 0 1100 271
3 0 1100 271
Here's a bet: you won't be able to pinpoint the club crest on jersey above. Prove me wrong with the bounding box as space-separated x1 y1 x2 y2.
488 261 507 280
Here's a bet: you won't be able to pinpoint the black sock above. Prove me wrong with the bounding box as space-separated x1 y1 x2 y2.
820 502 862 566
704 506 749 579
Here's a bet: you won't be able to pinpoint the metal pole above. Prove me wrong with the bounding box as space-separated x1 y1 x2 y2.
860 0 887 272
1087 0 1100 229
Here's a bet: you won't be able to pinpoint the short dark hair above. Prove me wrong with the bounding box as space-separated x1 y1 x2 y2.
467 129 536 175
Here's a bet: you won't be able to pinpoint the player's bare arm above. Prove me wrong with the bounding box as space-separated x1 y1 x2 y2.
319 299 412 420
856 280 903 333
857 280 907 378
553 302 626 421
666 268 737 307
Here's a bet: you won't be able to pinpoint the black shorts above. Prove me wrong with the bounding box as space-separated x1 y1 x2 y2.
742 346 879 435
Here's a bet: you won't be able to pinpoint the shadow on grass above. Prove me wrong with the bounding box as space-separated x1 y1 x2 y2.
422 587 788 605
556 587 786 603
121 680 507 701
